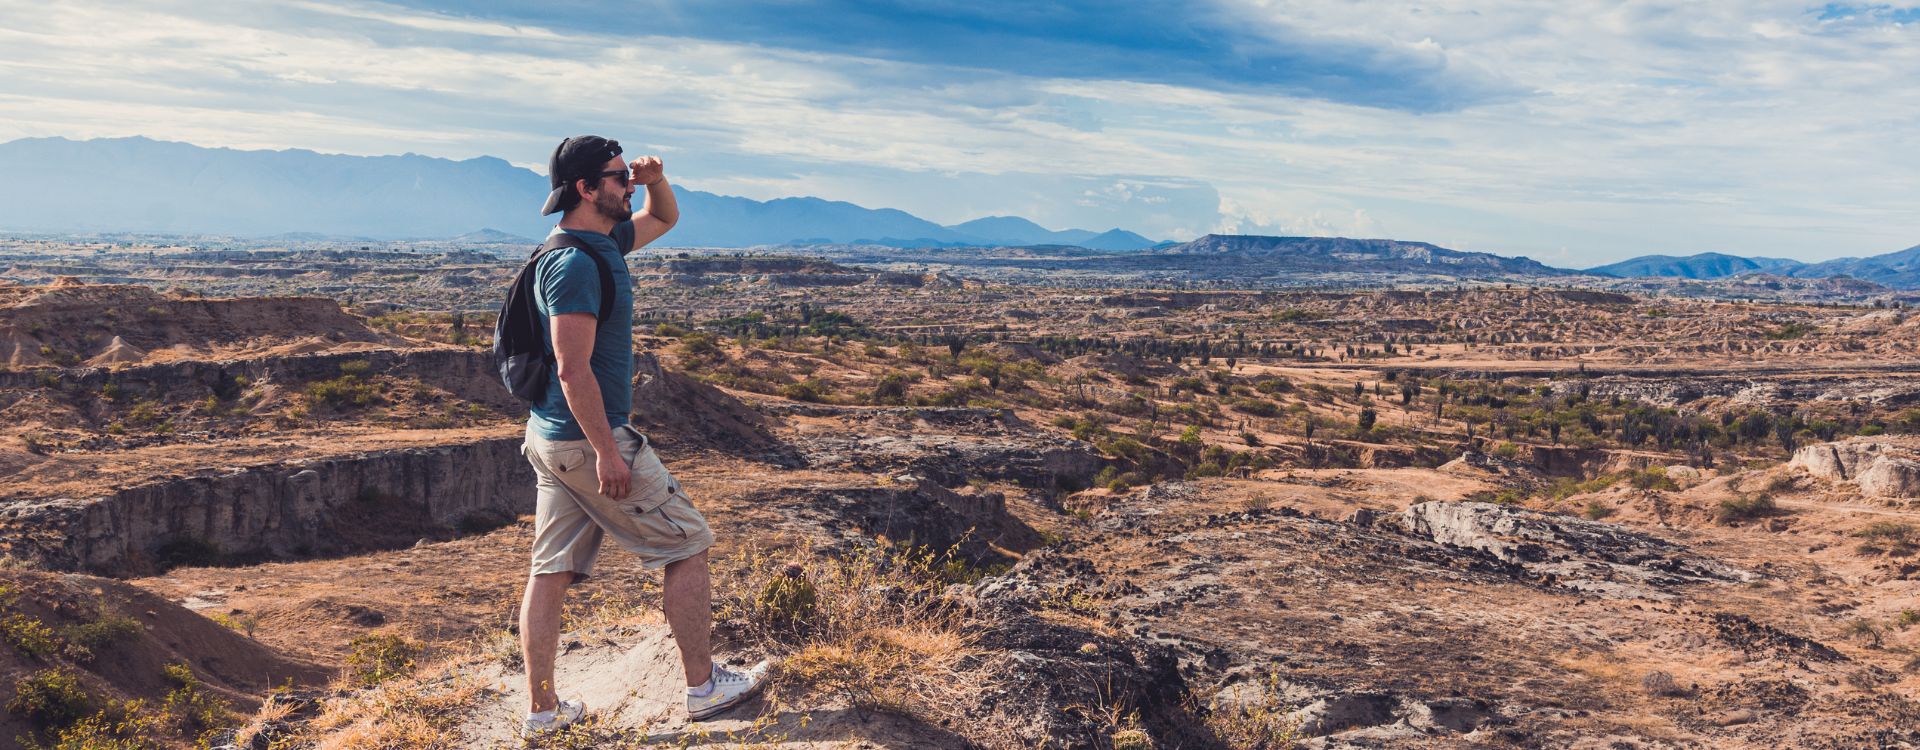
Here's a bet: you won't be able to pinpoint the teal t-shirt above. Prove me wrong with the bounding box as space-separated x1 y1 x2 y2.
527 224 634 440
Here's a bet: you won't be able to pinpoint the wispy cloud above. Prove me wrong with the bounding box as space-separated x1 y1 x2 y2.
0 0 1914 260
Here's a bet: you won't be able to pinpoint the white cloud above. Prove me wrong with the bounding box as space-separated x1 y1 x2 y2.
0 0 1914 260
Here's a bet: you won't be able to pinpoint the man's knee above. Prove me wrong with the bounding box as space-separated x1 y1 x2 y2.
665 550 708 574
529 571 581 588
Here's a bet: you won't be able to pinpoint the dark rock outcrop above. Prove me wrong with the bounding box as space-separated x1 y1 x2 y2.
754 478 1033 564
801 433 1104 489
1399 501 1751 599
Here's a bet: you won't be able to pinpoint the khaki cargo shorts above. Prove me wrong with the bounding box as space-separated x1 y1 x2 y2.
522 424 713 579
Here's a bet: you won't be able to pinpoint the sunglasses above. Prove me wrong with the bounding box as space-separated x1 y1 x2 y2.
590 169 631 187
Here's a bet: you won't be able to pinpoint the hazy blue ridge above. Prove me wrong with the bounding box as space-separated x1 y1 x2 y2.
1585 252 1805 279
1151 234 1578 276
1077 228 1158 251
0 136 1159 249
1786 244 1920 288
947 216 1098 245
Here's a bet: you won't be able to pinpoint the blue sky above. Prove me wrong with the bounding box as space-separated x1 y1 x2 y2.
0 0 1915 264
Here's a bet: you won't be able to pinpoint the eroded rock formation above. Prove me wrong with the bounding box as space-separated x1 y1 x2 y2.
1791 437 1920 499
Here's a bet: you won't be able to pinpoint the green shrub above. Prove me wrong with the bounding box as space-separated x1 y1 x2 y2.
1170 377 1209 394
1466 489 1525 505
1715 494 1778 525
779 378 830 403
1548 473 1619 500
207 612 259 639
754 565 819 637
1186 462 1226 479
8 669 89 728
124 401 167 429
3 613 61 659
59 613 142 662
345 633 419 687
676 331 723 361
917 377 991 407
20 710 159 750
304 375 380 409
868 371 916 405
1582 502 1615 520
1854 522 1917 556
1626 466 1678 491
1253 376 1292 394
1230 398 1280 417
1204 671 1301 748
159 663 231 735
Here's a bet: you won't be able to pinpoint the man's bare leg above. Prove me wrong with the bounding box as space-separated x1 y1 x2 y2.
521 571 574 713
662 550 714 685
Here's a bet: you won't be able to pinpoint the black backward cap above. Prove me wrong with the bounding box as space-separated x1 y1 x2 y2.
541 135 622 216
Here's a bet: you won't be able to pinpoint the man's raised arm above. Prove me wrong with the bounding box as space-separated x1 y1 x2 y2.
627 156 678 253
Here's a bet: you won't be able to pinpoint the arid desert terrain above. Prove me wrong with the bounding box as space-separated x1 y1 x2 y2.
3 242 1919 749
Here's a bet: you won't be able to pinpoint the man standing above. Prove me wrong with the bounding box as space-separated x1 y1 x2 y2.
517 135 765 738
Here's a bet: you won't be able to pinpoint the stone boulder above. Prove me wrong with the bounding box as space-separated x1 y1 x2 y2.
1790 438 1920 499
800 433 1104 489
1857 457 1920 499
1401 501 1750 599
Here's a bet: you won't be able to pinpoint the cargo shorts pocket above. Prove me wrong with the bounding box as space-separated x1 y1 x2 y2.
545 447 588 474
621 440 678 514
643 485 706 542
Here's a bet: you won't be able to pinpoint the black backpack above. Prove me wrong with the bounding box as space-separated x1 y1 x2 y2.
493 226 633 401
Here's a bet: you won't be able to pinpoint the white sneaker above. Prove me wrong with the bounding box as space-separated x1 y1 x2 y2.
521 699 585 739
687 661 770 720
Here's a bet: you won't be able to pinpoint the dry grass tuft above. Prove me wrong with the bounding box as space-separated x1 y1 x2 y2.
226 693 298 749
728 541 983 728
1199 672 1301 749
302 669 487 750
1642 670 1688 697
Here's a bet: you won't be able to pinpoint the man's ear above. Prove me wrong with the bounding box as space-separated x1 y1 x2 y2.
573 177 594 200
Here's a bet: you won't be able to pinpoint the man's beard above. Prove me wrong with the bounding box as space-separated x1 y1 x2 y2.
593 189 630 222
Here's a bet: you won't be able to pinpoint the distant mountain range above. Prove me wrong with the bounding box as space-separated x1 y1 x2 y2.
3 136 1915 288
0 136 1158 250
1786 245 1920 289
1155 234 1574 276
1587 252 1805 279
1590 247 1920 289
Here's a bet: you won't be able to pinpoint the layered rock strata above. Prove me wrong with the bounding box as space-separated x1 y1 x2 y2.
1 436 530 575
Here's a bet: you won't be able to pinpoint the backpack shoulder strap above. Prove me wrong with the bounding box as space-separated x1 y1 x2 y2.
533 232 617 322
